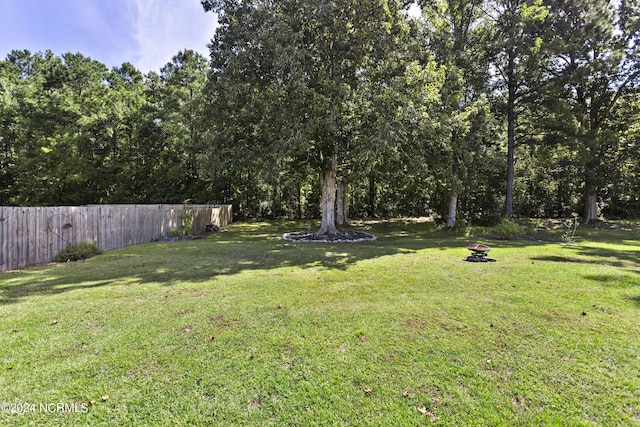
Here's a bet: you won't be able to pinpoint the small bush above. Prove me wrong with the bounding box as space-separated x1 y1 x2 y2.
491 219 528 240
561 214 580 245
55 242 102 262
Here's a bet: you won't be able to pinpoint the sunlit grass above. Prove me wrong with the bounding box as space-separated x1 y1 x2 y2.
0 220 639 426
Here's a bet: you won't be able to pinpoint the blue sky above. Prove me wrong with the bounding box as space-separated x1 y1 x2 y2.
0 0 218 73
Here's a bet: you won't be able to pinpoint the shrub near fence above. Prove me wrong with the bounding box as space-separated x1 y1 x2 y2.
0 204 232 272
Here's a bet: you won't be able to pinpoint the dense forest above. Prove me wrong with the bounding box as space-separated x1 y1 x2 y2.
1 0 639 227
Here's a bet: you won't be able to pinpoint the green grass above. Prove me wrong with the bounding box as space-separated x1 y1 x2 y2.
1 220 639 426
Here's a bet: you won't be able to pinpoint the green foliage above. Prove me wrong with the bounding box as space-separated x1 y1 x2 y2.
0 49 210 207
201 0 439 229
490 219 529 239
0 0 639 223
54 242 102 262
538 0 640 221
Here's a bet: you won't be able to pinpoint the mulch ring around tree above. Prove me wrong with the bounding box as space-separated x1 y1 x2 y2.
282 231 377 243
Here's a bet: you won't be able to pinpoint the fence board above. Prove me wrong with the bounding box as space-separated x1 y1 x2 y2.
0 204 232 272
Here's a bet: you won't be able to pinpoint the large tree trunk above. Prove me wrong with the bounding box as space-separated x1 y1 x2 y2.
583 133 599 224
297 182 303 219
318 154 338 235
336 180 348 227
446 192 458 229
368 172 376 217
505 48 516 221
584 181 598 224
447 152 460 229
271 182 278 219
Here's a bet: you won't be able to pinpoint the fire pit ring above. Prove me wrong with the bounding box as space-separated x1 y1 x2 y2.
465 244 496 262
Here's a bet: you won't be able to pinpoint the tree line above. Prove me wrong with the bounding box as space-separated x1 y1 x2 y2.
1 0 639 230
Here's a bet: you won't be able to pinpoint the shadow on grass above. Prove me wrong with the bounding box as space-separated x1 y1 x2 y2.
531 255 626 268
0 220 459 304
529 240 640 298
531 245 640 270
582 274 640 289
0 219 636 305
0 279 118 305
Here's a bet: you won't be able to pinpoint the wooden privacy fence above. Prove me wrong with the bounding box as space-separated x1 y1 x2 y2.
0 204 232 272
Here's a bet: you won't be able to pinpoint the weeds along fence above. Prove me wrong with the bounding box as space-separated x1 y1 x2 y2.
0 204 232 272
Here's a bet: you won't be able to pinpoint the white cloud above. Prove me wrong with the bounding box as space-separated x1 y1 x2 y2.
1 0 216 72
133 0 217 72
68 0 140 68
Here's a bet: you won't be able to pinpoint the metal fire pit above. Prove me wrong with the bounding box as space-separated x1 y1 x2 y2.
465 244 496 262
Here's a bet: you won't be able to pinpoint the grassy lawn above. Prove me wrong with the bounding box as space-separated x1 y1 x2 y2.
1 220 639 426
